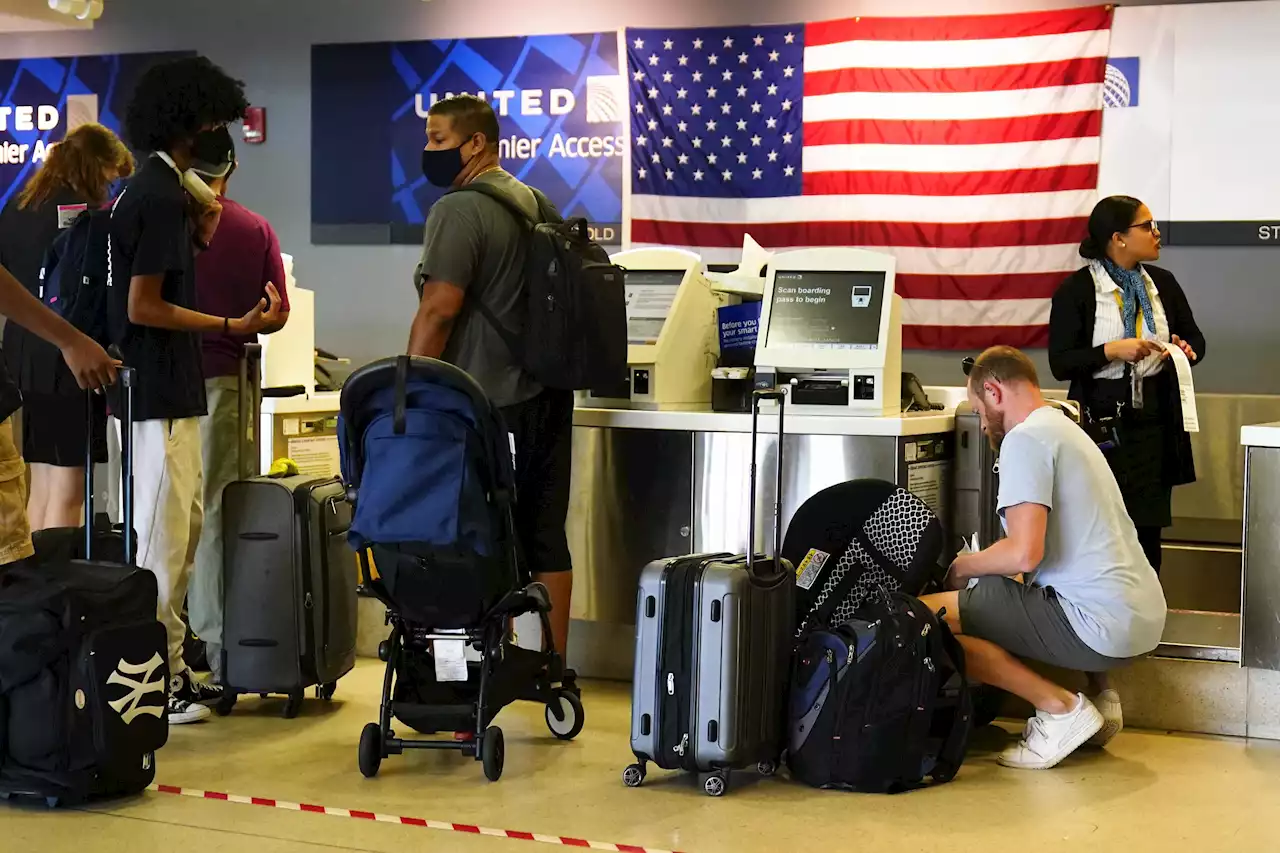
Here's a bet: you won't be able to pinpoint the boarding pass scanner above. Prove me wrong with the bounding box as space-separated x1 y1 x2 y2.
753 247 903 417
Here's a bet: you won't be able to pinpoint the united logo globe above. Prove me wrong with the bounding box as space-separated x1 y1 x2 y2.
1103 63 1132 108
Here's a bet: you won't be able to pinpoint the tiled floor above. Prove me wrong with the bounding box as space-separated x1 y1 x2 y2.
11 660 1280 853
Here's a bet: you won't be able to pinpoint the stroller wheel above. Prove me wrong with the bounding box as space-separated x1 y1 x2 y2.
358 723 383 778
481 727 505 782
545 690 585 741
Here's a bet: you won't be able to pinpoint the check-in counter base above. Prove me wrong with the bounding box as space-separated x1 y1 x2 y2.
565 407 954 679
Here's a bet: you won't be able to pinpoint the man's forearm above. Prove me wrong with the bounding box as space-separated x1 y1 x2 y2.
407 307 453 358
0 264 81 350
955 539 1028 581
129 291 226 334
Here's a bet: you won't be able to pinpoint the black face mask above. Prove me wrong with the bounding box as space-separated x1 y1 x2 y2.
192 126 232 166
421 142 473 188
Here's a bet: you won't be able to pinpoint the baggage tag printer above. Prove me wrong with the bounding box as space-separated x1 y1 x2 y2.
753 248 903 417
580 247 732 410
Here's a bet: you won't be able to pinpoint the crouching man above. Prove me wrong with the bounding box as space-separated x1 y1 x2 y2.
922 346 1166 770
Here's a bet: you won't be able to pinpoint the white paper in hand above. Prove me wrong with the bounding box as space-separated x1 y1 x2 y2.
1159 342 1199 433
433 630 469 683
956 533 981 590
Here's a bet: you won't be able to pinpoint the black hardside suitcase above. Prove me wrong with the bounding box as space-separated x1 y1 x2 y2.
624 390 795 797
0 369 170 806
217 474 359 718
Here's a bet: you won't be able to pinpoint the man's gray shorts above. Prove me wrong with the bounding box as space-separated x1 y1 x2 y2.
959 577 1132 672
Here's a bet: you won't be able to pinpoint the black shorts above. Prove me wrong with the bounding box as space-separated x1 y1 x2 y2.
21 391 107 467
500 388 573 576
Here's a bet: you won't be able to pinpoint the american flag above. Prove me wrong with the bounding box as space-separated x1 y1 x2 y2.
626 7 1114 350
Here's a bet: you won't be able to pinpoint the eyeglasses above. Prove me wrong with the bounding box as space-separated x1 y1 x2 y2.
1126 219 1159 233
961 357 975 377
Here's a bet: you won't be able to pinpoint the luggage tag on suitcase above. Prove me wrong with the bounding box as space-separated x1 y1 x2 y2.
434 630 469 682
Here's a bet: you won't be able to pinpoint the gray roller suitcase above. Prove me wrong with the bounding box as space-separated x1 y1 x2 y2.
217 474 359 718
624 390 794 797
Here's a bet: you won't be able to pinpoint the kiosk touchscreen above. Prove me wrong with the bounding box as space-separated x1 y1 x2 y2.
580 248 722 410
754 248 903 417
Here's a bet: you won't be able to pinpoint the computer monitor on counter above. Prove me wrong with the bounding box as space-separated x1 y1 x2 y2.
579 247 724 410
754 247 903 417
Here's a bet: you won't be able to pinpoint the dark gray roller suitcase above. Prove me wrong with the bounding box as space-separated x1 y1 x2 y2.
624 390 794 797
217 475 358 718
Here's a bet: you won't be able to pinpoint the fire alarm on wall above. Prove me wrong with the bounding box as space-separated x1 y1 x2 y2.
243 106 266 144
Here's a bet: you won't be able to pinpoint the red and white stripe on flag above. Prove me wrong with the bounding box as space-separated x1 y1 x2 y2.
627 6 1115 350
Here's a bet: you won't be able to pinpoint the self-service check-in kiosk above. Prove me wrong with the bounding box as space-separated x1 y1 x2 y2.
580 248 724 410
753 248 903 417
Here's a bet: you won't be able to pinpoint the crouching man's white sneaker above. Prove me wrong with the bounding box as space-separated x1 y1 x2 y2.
998 693 1104 770
1088 689 1123 748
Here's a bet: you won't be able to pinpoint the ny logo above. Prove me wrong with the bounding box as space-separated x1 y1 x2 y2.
106 653 166 724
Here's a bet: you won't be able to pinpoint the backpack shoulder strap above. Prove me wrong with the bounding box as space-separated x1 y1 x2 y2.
450 181 540 227
439 182 529 360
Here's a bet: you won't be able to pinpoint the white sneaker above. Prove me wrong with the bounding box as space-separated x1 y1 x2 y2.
1088 689 1123 747
998 693 1104 770
168 695 212 725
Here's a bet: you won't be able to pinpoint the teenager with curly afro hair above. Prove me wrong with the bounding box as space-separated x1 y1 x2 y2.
110 54 283 725
124 55 249 157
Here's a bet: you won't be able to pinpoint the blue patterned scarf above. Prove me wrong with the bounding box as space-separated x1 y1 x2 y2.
1101 257 1156 338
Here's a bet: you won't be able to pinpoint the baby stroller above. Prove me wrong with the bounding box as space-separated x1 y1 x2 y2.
338 356 583 781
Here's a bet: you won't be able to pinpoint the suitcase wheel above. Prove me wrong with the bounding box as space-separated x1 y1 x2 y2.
544 689 585 741
757 760 778 777
317 682 338 701
359 723 383 778
703 772 729 798
282 690 304 720
215 692 238 717
622 763 646 788
481 726 504 782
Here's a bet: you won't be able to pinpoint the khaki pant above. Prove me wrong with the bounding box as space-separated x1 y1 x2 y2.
0 417 32 566
189 377 240 673
115 416 203 675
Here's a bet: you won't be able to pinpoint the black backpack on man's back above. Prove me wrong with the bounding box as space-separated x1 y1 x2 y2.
453 182 627 392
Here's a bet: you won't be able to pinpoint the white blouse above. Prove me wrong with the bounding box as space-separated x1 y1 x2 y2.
1088 260 1170 381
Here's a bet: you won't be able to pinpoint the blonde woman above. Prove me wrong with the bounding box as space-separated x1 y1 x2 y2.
0 123 134 530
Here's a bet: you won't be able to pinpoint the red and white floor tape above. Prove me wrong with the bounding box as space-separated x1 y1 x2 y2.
148 783 685 853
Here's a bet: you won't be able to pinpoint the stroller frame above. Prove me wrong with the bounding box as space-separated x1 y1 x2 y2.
340 357 583 782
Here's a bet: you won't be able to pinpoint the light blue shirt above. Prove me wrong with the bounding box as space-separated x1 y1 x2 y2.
997 407 1168 658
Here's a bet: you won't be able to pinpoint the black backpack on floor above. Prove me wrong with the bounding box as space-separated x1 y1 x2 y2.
787 591 972 793
453 182 627 392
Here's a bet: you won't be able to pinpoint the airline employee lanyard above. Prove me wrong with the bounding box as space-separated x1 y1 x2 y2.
1115 290 1147 411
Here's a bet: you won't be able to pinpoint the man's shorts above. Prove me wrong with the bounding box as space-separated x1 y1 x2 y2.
959 576 1132 672
0 416 33 566
499 388 573 576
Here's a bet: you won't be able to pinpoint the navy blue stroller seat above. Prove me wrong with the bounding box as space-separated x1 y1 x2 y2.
339 356 583 782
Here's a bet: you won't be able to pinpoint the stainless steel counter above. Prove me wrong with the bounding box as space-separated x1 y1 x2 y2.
564 406 954 678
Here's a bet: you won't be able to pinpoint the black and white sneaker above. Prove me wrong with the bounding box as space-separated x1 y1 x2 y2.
168 695 212 725
168 670 221 725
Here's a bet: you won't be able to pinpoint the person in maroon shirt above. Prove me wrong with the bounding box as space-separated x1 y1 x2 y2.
188 127 289 680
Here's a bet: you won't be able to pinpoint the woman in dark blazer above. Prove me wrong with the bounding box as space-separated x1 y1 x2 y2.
1048 195 1205 573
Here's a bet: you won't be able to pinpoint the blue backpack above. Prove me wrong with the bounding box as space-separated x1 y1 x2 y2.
38 207 113 346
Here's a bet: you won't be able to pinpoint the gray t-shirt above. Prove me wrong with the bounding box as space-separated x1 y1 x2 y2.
415 169 542 408
997 406 1168 658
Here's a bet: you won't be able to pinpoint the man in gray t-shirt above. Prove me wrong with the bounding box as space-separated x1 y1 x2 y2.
408 95 577 671
922 346 1167 772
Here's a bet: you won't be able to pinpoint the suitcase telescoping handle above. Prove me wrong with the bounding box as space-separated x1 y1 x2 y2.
83 365 136 562
238 343 263 480
747 388 786 573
